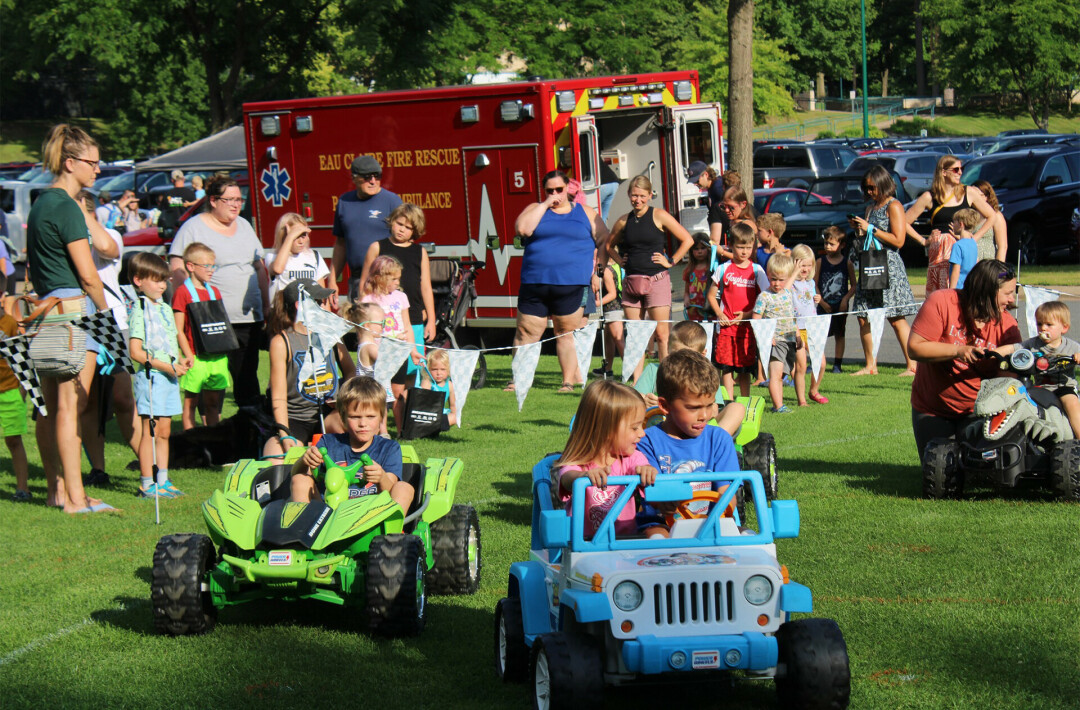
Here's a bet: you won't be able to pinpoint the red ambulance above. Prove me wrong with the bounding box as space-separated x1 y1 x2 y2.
242 71 722 327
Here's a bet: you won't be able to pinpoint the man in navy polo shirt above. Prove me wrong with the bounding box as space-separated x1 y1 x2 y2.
330 155 402 300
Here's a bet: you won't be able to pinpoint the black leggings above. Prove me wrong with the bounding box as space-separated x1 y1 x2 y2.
911 409 972 462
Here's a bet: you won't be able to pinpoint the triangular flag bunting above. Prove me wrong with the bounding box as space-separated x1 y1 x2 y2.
1022 285 1056 341
512 341 542 411
699 321 715 365
866 308 887 362
573 321 598 389
299 291 353 383
374 335 412 391
804 314 832 379
622 320 657 382
447 348 479 427
748 318 777 377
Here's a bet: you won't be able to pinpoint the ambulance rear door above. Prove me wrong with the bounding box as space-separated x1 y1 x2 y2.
570 115 602 212
667 103 723 234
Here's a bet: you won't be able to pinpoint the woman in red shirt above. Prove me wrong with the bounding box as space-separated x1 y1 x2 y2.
908 260 1021 460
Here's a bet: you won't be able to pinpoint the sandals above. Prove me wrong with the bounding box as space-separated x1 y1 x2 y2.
557 383 576 394
502 381 516 392
809 393 829 404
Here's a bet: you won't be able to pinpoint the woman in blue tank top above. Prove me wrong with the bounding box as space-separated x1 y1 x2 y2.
605 175 693 381
507 170 609 393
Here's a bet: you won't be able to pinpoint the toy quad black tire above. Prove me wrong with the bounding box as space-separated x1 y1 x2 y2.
529 632 604 710
150 533 217 636
366 534 426 636
429 504 482 595
494 597 528 682
743 432 779 500
1051 440 1080 502
922 439 964 499
775 618 851 710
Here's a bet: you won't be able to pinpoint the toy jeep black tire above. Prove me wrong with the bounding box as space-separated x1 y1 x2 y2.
922 439 965 499
429 504 482 594
775 618 851 710
494 597 528 682
151 533 217 636
1051 440 1080 502
530 632 604 710
366 534 427 636
743 432 779 500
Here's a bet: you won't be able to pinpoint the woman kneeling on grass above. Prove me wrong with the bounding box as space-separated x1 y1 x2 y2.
907 259 1021 461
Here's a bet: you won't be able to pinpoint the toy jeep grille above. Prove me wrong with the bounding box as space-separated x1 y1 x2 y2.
653 581 734 625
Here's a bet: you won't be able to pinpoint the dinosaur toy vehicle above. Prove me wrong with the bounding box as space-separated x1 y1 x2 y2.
150 445 481 637
923 348 1080 501
494 456 850 709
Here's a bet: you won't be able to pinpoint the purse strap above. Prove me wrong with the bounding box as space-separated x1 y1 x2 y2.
862 223 882 252
184 278 217 303
14 295 63 324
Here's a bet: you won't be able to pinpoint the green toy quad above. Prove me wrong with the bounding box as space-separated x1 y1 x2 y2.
150 445 481 637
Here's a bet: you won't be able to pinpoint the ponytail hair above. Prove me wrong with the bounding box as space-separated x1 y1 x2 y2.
41 124 98 176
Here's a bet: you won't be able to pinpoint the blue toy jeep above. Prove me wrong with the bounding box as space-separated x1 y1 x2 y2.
494 455 850 709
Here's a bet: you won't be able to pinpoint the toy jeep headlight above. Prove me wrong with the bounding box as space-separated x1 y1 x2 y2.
743 575 774 605
613 581 643 611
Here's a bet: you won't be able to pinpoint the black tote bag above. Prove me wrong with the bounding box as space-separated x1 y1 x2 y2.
857 226 890 291
183 279 239 355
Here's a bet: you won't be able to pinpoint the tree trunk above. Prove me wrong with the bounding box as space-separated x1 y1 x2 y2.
914 0 926 95
816 72 826 101
728 0 754 197
881 68 889 97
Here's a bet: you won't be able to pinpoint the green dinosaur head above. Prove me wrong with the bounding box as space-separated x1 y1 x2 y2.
973 377 1072 443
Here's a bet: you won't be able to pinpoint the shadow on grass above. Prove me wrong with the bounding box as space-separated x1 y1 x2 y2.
794 458 924 498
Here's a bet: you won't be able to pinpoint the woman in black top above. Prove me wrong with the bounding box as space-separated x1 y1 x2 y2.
905 154 995 248
606 175 693 380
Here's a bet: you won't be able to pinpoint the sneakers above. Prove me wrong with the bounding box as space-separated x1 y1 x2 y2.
782 375 794 387
831 364 842 374
12 490 32 502
138 483 177 499
591 367 615 379
770 405 793 414
83 468 110 486
160 481 185 497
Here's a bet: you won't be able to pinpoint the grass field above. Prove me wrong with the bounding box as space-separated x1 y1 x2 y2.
1 353 1078 709
905 265 1080 289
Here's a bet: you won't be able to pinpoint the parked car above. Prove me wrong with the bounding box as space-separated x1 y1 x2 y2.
753 187 810 217
984 134 1078 155
780 170 912 251
0 180 52 263
848 152 945 196
0 162 35 181
753 143 859 189
960 147 1080 263
999 128 1048 137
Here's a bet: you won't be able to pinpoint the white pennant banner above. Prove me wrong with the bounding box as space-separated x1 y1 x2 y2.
622 320 657 382
699 321 715 363
866 308 887 362
1022 285 1057 340
447 348 479 427
300 292 354 383
573 321 598 388
804 314 832 378
748 318 778 376
374 336 412 390
512 341 542 411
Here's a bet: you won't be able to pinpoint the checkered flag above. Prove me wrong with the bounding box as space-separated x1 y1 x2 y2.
0 334 47 416
76 310 134 373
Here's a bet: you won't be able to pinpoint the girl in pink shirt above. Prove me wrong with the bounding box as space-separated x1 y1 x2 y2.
361 255 423 428
554 381 658 539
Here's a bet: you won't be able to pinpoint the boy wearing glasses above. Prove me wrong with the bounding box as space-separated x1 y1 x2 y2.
331 155 402 300
172 242 231 429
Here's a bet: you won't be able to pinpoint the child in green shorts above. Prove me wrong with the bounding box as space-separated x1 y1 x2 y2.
172 242 232 429
0 277 30 501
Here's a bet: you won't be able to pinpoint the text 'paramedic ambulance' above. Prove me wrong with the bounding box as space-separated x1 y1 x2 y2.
243 71 722 326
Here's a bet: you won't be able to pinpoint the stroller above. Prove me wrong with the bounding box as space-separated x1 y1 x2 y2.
426 258 487 389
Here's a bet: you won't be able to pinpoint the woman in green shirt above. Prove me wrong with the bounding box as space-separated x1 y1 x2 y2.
27 124 114 514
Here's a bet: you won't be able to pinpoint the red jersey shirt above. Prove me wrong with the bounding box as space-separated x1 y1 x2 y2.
171 281 224 353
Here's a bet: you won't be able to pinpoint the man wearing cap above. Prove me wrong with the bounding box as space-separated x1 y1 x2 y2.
158 169 197 233
330 155 402 301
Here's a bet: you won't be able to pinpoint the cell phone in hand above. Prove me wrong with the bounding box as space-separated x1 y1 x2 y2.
847 214 859 220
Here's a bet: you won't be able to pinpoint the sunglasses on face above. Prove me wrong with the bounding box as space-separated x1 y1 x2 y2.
945 166 963 174
545 186 565 195
354 173 381 181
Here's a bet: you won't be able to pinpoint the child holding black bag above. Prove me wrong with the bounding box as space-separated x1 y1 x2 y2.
172 242 235 429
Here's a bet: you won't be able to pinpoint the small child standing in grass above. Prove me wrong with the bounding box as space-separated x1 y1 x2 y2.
0 276 30 501
755 213 790 271
708 223 769 399
683 233 713 322
791 244 826 406
816 226 856 373
419 348 456 428
555 380 657 539
752 253 799 414
129 253 191 499
948 208 981 289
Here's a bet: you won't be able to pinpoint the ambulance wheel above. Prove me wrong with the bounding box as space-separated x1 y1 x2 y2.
151 533 217 636
366 534 426 636
530 632 604 710
429 505 481 594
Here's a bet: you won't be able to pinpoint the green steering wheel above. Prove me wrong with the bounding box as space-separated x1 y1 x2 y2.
319 447 373 509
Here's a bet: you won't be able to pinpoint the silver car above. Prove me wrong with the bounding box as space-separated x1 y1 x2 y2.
0 180 52 263
847 151 947 196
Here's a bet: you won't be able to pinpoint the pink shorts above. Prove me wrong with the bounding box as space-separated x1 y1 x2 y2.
621 271 672 310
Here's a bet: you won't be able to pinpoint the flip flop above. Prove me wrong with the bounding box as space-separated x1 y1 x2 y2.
898 369 917 377
502 382 516 392
557 383 575 393
69 502 118 514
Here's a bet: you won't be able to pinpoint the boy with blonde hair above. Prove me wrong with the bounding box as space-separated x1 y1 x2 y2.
291 376 414 511
755 213 790 270
948 208 981 289
753 253 799 413
172 241 232 429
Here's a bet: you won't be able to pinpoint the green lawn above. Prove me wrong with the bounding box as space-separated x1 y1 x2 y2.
1 353 1078 709
906 265 1080 289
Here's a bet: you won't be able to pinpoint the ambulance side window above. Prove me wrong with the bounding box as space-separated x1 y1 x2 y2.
684 120 717 167
578 130 597 188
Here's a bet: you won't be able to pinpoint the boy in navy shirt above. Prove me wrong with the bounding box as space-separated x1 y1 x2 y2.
637 350 740 535
291 376 414 511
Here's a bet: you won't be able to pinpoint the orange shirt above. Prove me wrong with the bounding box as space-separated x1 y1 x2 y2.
0 314 19 392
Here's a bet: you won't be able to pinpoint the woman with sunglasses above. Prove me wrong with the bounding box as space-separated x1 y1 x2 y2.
508 170 609 393
907 259 1021 461
847 165 920 376
606 175 694 381
169 176 269 410
26 124 115 513
905 155 996 249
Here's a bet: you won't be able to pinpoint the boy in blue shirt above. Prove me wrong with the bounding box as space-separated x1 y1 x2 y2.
947 208 980 289
636 349 740 536
291 376 414 511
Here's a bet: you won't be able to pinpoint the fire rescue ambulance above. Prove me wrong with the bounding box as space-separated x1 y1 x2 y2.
242 71 722 326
